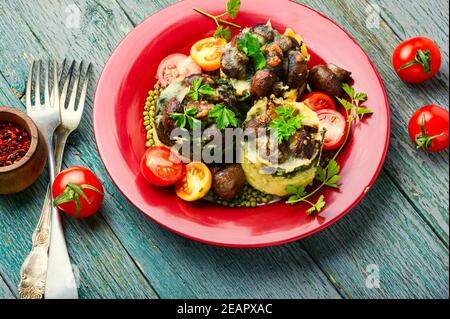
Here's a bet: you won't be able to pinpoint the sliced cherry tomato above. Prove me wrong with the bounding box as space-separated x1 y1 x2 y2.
408 105 449 152
52 166 104 219
190 37 226 71
302 92 336 111
140 146 185 186
392 37 441 83
175 162 212 201
316 109 347 150
157 53 202 87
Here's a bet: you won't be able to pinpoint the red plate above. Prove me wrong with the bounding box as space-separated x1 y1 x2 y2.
93 0 390 247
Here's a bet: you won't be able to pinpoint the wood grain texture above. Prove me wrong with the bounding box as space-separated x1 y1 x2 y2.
0 0 448 299
0 275 14 299
297 0 450 244
0 0 342 299
0 1 157 299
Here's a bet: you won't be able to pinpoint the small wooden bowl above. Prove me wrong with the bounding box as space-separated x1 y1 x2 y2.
0 106 47 194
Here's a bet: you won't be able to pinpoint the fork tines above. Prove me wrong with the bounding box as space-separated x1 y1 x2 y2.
26 59 93 113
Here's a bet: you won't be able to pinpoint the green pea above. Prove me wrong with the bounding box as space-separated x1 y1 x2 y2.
145 141 152 148
262 197 268 203
149 111 155 117
251 201 257 207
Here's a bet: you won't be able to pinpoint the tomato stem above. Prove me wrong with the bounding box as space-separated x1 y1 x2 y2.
397 49 432 74
415 113 443 150
193 8 241 28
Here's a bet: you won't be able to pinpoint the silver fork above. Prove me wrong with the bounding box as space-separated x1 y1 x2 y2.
20 60 90 299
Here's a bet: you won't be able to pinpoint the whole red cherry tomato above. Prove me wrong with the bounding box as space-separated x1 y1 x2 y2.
52 166 104 218
392 37 441 83
408 105 449 152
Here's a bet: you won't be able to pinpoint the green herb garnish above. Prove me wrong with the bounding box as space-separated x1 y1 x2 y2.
237 32 266 70
208 104 238 130
171 107 202 129
336 83 373 121
188 78 216 101
213 25 232 41
285 84 373 215
268 106 303 144
226 0 241 19
194 0 241 41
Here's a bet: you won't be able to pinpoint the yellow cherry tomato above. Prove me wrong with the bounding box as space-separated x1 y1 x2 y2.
175 162 212 201
190 37 227 71
284 28 310 62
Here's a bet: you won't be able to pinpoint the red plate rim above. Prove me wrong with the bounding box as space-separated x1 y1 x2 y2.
93 0 390 247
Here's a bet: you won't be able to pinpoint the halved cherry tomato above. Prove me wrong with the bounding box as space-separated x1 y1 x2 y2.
316 109 347 150
52 166 104 219
140 146 185 186
302 92 336 111
157 53 202 87
190 37 226 72
175 162 212 201
408 105 449 152
392 37 441 83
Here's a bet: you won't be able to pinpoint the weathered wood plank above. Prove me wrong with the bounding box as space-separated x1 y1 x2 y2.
0 0 344 299
0 2 157 299
301 170 449 298
0 0 447 299
296 0 450 243
0 275 14 299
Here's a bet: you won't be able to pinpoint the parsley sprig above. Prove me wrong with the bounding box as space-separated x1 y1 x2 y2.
336 83 373 122
286 84 373 215
237 33 266 70
268 106 303 144
208 104 238 130
171 107 202 129
188 78 216 101
194 0 241 41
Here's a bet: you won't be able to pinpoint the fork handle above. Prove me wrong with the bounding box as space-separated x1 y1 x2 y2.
45 132 78 299
18 130 72 299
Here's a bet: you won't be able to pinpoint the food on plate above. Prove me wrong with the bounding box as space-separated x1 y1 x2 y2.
52 166 104 218
211 164 246 199
241 98 323 196
316 109 347 150
392 36 441 83
157 54 202 87
140 145 185 186
190 37 227 71
301 92 336 111
221 23 309 100
308 64 352 97
139 0 374 214
408 105 449 152
175 162 212 201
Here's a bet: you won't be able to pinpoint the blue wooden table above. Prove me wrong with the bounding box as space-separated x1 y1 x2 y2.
0 0 448 299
